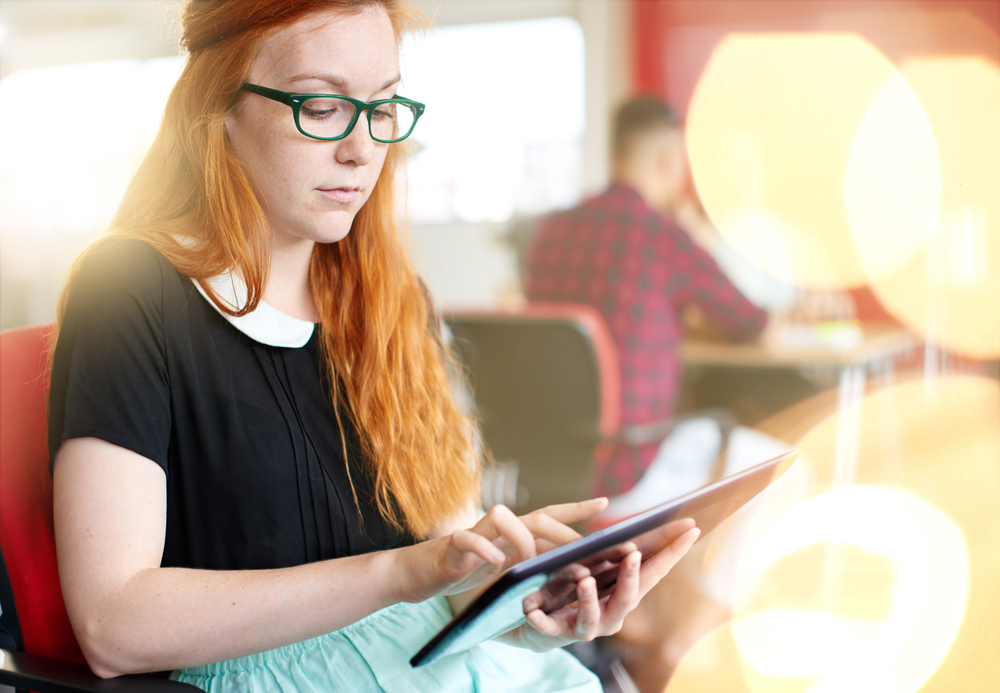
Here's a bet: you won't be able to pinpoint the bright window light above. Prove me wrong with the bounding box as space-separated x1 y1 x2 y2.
400 17 586 224
0 56 184 238
0 17 587 237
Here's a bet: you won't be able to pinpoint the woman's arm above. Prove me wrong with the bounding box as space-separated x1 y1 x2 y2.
53 437 560 678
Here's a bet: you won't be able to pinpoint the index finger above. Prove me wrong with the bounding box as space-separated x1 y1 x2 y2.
529 498 609 526
519 512 583 549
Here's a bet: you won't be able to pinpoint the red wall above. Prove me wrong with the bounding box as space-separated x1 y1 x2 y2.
630 0 1000 119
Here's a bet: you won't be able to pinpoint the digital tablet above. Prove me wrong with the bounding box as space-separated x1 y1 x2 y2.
410 450 797 667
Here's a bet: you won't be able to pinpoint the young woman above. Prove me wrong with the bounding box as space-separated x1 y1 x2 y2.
47 1 699 690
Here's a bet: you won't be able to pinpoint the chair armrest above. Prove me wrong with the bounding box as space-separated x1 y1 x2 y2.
0 649 200 693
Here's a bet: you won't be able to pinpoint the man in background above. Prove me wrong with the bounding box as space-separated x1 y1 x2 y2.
524 96 769 498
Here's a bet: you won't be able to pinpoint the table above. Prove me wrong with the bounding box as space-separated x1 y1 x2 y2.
681 324 918 369
682 325 919 485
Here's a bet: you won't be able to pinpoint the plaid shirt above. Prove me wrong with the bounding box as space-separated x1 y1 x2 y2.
525 183 767 495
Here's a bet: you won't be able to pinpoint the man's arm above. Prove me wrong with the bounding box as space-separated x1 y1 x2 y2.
666 217 769 341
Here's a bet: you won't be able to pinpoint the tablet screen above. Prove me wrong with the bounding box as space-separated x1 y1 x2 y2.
411 450 796 667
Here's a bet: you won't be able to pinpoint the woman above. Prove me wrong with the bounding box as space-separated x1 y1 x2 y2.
47 1 699 690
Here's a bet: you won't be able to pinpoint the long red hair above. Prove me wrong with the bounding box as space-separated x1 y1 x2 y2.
56 0 479 538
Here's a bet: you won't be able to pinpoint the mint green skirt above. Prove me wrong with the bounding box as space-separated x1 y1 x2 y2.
171 597 600 692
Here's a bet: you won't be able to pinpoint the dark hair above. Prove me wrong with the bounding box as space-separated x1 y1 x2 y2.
612 96 680 163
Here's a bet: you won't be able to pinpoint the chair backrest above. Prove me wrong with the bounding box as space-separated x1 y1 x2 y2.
445 303 620 512
0 323 85 663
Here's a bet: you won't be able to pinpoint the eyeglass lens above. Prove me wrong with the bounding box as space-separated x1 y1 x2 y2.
299 97 416 141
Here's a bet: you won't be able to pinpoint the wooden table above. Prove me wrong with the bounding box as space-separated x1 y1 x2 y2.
682 324 918 370
682 325 920 485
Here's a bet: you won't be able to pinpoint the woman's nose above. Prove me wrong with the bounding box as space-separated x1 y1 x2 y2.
335 114 378 166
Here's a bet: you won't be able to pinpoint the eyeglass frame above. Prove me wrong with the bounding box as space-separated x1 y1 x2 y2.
241 83 426 143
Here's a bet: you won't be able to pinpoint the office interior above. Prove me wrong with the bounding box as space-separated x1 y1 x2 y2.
1 1 998 692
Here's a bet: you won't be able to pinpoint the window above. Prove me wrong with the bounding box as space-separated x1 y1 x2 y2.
0 56 184 238
400 16 586 224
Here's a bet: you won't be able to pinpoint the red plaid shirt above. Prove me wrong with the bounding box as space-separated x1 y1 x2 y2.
525 183 767 495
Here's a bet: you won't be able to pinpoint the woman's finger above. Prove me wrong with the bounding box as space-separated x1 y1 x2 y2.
573 577 601 640
533 538 559 555
529 497 608 526
475 505 537 563
584 541 638 569
602 550 642 628
525 606 577 640
519 511 582 548
631 517 696 557
636 526 700 596
522 564 590 613
447 530 506 570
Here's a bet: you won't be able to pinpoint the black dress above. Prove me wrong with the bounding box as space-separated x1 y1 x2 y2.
48 237 415 571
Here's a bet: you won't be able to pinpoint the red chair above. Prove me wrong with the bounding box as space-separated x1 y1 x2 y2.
0 323 197 692
445 303 733 514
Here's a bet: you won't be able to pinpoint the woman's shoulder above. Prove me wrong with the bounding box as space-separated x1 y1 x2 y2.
80 235 172 275
72 235 188 304
60 236 199 336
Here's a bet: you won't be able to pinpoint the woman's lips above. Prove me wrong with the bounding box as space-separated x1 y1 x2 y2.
318 187 359 203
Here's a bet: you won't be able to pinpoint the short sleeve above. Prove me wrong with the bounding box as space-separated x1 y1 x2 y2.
48 238 172 474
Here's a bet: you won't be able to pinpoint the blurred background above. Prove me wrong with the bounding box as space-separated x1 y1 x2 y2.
0 0 624 323
1 1 998 692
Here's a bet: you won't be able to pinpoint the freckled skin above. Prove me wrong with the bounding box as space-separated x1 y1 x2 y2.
224 8 397 256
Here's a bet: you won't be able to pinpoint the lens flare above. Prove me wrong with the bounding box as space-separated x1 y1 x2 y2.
687 33 939 290
666 375 1000 692
734 487 968 690
844 76 940 279
863 58 1000 358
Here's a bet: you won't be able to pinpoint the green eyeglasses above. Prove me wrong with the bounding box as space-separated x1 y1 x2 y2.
241 83 425 143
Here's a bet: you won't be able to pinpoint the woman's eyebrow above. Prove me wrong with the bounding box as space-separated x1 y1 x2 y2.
288 73 402 93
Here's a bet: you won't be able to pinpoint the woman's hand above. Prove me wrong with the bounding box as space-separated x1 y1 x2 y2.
500 518 701 652
395 498 608 604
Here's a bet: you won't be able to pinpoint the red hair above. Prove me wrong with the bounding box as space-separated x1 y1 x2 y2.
56 0 479 538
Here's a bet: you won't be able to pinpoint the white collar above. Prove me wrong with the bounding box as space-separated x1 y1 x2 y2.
193 273 315 348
